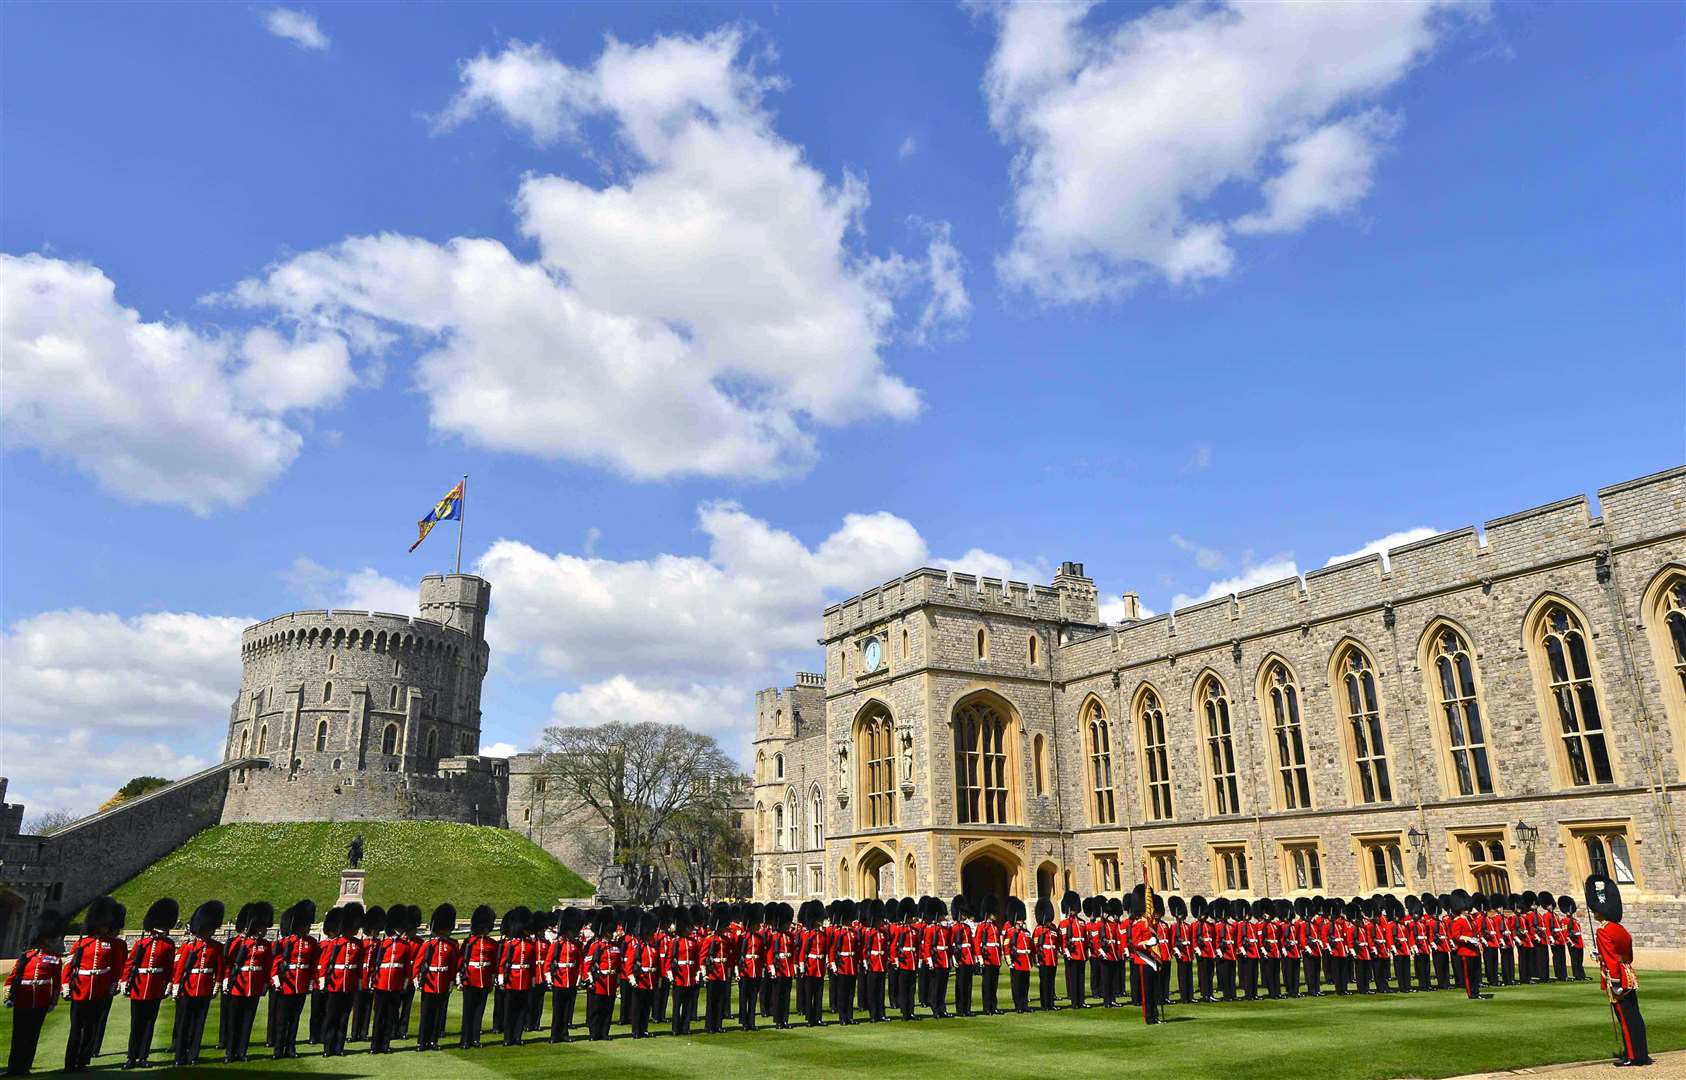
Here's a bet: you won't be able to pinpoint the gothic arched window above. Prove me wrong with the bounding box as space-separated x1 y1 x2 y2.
381 723 399 756
1262 661 1312 810
1425 624 1493 796
1083 699 1116 825
1529 600 1613 786
1336 644 1392 803
1198 675 1241 815
858 706 896 828
953 697 1014 825
1136 687 1173 821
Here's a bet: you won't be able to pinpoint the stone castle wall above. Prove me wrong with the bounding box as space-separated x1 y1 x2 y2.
755 466 1686 959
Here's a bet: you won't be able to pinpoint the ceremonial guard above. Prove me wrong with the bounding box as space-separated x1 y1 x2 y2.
499 907 540 1045
924 897 952 1018
950 896 976 1017
1000 898 1030 1013
891 899 919 1020
1587 874 1650 1067
861 900 891 1022
1126 884 1161 1025
1369 898 1391 993
349 905 383 1043
1561 895 1588 980
1429 894 1453 990
829 900 860 1024
264 905 290 1049
307 906 340 1047
770 903 798 1027
976 895 1003 1014
1408 896 1433 992
797 901 826 1026
456 905 496 1049
60 895 125 1073
667 907 700 1035
700 904 733 1033
119 898 176 1069
315 903 363 1057
1031 897 1060 1011
368 903 415 1054
1391 897 1415 993
545 907 581 1043
1057 890 1086 1008
223 901 274 1061
1260 899 1282 999
1447 890 1484 1000
171 900 226 1066
1218 899 1241 1001
735 903 765 1030
1302 897 1325 996
1169 896 1195 1004
625 910 660 1037
4 908 67 1078
583 909 622 1041
1328 900 1351 995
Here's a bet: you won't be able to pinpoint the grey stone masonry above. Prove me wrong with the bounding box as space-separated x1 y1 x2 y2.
756 467 1686 962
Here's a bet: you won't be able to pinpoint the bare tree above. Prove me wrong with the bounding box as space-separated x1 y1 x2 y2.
535 721 745 904
26 809 80 835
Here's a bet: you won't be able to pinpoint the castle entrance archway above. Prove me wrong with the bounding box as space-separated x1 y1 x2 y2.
858 846 894 898
960 844 1020 903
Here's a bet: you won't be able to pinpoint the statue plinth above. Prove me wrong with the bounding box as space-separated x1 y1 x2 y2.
336 868 367 906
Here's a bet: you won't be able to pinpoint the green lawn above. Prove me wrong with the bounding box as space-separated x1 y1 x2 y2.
3 969 1677 1079
95 822 591 919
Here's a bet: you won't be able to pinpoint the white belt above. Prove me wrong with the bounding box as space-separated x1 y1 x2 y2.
77 968 110 975
138 967 164 974
190 967 215 975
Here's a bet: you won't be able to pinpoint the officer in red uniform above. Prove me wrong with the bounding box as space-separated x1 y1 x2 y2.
1219 899 1243 1001
1328 900 1352 995
457 904 496 1048
59 895 125 1073
1587 874 1651 1067
1191 896 1217 1001
409 903 459 1051
825 899 858 1025
368 903 416 1054
349 905 384 1043
977 894 1003 1015
223 901 274 1061
735 902 765 1030
117 897 176 1069
4 908 68 1077
315 902 364 1057
271 899 317 1059
498 907 539 1045
1031 897 1060 1011
583 908 622 1041
860 899 890 1022
307 905 340 1047
948 896 975 1017
627 909 661 1038
1446 889 1485 1000
1124 885 1161 1025
1056 890 1085 1008
890 899 918 1020
543 906 581 1043
1431 894 1454 990
171 900 226 1066
1303 896 1326 997
1560 894 1588 981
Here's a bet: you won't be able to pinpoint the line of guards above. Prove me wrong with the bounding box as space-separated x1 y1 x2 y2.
0 884 1597 1075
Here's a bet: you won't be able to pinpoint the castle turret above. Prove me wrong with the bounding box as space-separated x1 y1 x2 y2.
419 573 491 641
1052 561 1099 624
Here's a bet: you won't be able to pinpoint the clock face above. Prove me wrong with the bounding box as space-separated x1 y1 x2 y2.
863 637 883 672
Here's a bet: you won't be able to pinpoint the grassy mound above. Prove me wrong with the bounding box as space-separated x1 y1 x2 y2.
102 821 591 920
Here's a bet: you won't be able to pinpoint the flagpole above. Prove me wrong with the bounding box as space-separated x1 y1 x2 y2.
455 474 467 576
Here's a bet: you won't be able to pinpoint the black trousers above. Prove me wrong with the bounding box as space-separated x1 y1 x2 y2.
226 994 262 1060
1036 965 1056 1010
216 992 230 1049
266 990 279 1047
1414 954 1432 991
954 967 973 1015
737 976 760 1028
127 998 162 1065
351 987 373 1041
671 985 698 1035
320 992 353 1057
494 987 507 1032
981 965 1000 1014
1283 958 1300 998
399 987 415 1038
801 975 825 1025
550 986 577 1042
64 996 110 1071
459 986 490 1048
586 990 614 1041
1132 964 1159 1024
653 980 669 1023
834 974 857 1024
308 990 324 1044
527 985 545 1032
1010 968 1031 1012
1570 947 1587 980
1304 954 1322 995
1551 944 1567 981
1263 958 1281 999
771 977 792 1027
1332 957 1349 994
1177 960 1195 1003
929 968 950 1017
1197 956 1215 999
895 970 917 1019
1374 956 1390 992
1355 958 1371 993
1393 955 1412 992
1433 951 1451 989
173 995 212 1065
7 1006 48 1076
370 990 401 1053
759 974 775 1017
1483 946 1500 985
275 993 307 1057
418 991 450 1049
1241 957 1259 999
1458 954 1482 999
1217 959 1237 1000
704 981 730 1032
1500 947 1515 985
1063 959 1086 1007
628 985 651 1038
1613 991 1650 1064
502 986 529 1045
862 972 885 1021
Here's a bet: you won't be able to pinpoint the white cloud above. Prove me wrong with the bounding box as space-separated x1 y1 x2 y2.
1171 553 1300 609
261 8 329 51
1170 533 1227 572
1324 526 1439 570
898 135 918 159
0 609 251 815
282 557 416 614
1098 594 1157 623
982 1 1482 301
548 677 753 743
1180 442 1213 474
480 741 520 759
236 30 964 482
1 254 351 514
931 549 1050 585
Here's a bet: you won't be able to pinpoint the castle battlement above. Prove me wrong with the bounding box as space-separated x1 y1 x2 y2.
823 564 1092 641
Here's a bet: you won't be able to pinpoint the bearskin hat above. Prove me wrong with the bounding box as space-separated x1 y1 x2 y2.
322 907 344 938
981 893 1002 921
1126 884 1146 919
142 897 179 934
674 906 692 935
468 903 494 936
278 904 297 939
1191 895 1208 920
1448 889 1471 916
1557 894 1575 915
1006 897 1028 924
294 899 317 932
190 900 225 939
1106 896 1124 919
425 903 454 936
1584 875 1621 923
31 908 70 945
1033 897 1055 926
747 902 766 927
248 901 275 935
83 895 120 936
1060 889 1081 916
1167 895 1188 920
638 908 658 938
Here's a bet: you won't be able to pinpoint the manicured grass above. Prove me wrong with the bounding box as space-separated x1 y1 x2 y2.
3 969 1678 1079
95 822 591 920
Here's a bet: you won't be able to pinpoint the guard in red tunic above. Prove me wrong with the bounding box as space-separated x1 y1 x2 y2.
1124 885 1160 1025
1031 897 1060 1011
498 907 539 1045
976 894 1003 1015
949 896 976 1017
859 900 890 1022
1192 896 1217 1002
271 900 318 1060
1238 900 1262 1000
455 905 496 1049
171 900 226 1066
1056 890 1086 1008
1587 874 1650 1067
307 905 340 1047
735 903 765 1030
316 902 364 1057
411 903 459 1051
59 895 125 1074
891 899 919 1020
542 906 581 1043
223 901 274 1061
1549 894 1571 981
829 899 861 1024
698 903 732 1034
117 897 177 1069
667 906 701 1035
1561 894 1588 981
1446 889 1485 1001
1329 900 1353 995
5 908 68 1077
1431 894 1454 990
583 908 622 1041
368 903 416 1054
1003 897 1033 1013
349 905 385 1043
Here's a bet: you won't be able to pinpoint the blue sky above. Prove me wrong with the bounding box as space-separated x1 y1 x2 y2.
3 1 1681 816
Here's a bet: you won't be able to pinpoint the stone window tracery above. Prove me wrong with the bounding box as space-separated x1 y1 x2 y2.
954 698 1013 825
1262 661 1312 810
1336 645 1392 803
1198 675 1241 815
1136 687 1173 821
1529 601 1613 786
859 707 896 828
1083 699 1116 825
1425 625 1493 796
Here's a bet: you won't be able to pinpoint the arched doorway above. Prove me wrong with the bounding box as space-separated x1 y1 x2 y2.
859 847 894 899
960 845 1021 904
1036 861 1057 900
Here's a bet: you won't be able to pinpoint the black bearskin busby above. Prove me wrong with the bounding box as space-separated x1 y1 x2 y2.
1060 889 1081 916
470 904 495 935
1006 896 1027 924
143 897 179 934
293 899 317 933
1584 874 1621 922
430 903 457 936
1034 897 1055 926
190 900 225 939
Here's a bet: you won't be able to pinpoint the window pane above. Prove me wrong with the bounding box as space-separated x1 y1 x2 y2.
1609 836 1635 884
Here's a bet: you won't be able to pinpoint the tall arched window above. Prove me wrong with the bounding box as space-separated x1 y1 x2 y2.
1083 699 1116 825
756 749 765 783
1198 675 1241 815
323 681 333 703
1032 734 1046 797
976 627 988 660
810 785 824 849
774 753 785 780
1425 624 1493 796
424 728 438 759
858 706 896 828
315 720 328 753
257 724 268 755
786 789 799 850
1336 644 1392 803
954 697 1014 824
1136 687 1173 821
1261 661 1311 810
390 685 400 709
1642 570 1686 763
1027 635 1039 665
774 803 785 851
381 723 399 756
1529 600 1613 786
238 729 249 757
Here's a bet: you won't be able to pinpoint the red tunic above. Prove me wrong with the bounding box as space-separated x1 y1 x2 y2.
314 936 363 995
410 938 459 994
271 934 318 996
123 933 176 1002
668 932 700 988
1449 914 1481 957
5 948 63 1009
368 936 413 993
1006 926 1033 972
545 936 581 989
1595 922 1636 993
1031 925 1060 967
976 922 1002 966
225 936 274 997
500 937 540 992
1058 916 1087 961
64 935 126 1001
1129 919 1160 967
586 937 621 996
735 929 763 979
174 939 225 998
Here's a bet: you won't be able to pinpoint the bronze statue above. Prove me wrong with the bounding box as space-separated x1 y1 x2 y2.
347 834 364 869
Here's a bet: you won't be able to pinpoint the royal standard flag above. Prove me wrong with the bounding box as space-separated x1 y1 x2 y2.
409 480 464 552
